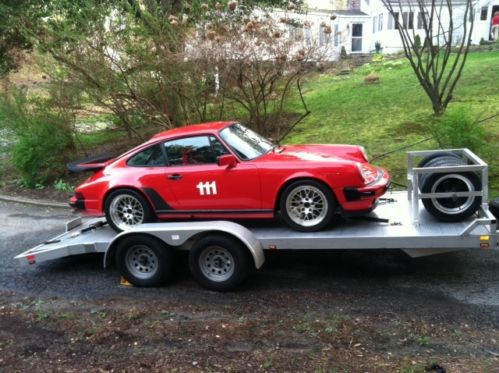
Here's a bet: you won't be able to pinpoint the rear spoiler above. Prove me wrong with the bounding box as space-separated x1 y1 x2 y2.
67 153 115 173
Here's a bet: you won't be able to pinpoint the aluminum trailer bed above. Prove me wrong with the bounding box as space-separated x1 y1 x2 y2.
14 190 497 267
13 149 498 290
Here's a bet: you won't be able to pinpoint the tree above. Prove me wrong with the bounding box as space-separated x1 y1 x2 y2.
0 0 44 76
381 0 475 116
190 3 321 138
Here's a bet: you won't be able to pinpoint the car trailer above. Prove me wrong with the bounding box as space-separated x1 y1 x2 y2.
15 149 498 291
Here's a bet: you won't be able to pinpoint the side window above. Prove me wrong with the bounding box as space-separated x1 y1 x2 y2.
480 6 488 21
209 136 230 158
127 144 166 167
164 136 227 166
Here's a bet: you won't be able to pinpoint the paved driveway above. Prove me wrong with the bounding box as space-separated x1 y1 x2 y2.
1 200 499 319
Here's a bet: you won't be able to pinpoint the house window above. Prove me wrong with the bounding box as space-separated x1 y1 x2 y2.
469 6 475 22
388 12 399 29
417 12 423 29
418 12 430 30
334 24 339 47
402 12 414 29
305 26 312 46
378 13 383 31
373 16 377 33
319 25 330 46
480 6 488 20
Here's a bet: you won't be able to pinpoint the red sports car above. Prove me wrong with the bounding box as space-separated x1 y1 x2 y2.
70 122 390 232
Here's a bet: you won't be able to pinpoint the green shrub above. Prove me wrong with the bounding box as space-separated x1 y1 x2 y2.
414 35 422 50
340 46 348 60
433 108 486 152
0 91 75 187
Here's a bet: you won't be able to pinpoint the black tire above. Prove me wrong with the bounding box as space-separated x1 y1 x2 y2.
419 156 482 222
490 198 499 220
115 235 174 287
189 235 252 291
279 179 336 232
417 152 460 168
418 155 465 189
105 189 155 232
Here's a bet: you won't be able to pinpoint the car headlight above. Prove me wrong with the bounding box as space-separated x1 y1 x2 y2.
357 163 378 184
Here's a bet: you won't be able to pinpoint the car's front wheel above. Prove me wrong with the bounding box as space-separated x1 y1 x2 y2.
105 189 155 232
279 180 335 232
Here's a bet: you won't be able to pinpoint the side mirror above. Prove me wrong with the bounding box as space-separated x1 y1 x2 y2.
217 154 238 169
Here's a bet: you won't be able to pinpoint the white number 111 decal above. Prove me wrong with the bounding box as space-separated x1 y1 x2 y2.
196 181 217 196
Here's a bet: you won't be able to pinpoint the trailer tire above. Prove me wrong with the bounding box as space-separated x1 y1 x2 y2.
115 235 174 287
189 235 252 291
419 156 481 222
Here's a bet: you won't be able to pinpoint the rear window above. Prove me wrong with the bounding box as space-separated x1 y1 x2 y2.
127 144 166 167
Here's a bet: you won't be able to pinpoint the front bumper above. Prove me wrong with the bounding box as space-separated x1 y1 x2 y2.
341 167 391 210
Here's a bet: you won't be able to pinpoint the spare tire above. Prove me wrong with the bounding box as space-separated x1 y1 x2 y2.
490 199 499 220
418 155 465 191
417 151 461 168
418 154 482 222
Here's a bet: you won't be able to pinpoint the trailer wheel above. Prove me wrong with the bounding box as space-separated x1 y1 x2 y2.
419 156 481 222
279 180 335 232
189 235 251 291
115 235 174 287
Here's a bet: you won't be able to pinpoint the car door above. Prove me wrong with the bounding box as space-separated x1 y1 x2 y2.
124 143 176 212
163 135 262 212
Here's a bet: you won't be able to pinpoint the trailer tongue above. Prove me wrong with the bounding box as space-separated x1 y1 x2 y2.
14 150 498 291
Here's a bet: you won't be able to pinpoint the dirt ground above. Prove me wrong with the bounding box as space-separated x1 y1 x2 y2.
1 201 499 372
1 290 498 372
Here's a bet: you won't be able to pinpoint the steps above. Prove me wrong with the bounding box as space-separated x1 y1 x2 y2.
350 53 372 67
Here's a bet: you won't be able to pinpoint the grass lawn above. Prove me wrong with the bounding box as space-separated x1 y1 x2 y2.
286 50 499 197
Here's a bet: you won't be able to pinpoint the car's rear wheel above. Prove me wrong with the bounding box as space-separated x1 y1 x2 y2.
279 180 335 232
105 189 155 232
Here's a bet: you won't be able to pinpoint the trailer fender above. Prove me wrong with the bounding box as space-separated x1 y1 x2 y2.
103 220 265 270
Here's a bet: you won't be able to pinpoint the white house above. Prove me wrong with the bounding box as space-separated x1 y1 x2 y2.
361 0 499 53
278 0 499 58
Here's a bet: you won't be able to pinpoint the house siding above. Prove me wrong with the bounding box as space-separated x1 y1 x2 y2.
296 0 499 59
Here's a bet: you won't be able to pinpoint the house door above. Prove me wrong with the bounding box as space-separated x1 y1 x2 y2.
352 24 363 52
492 6 499 40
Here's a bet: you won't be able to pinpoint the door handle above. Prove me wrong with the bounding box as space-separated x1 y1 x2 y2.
168 173 182 180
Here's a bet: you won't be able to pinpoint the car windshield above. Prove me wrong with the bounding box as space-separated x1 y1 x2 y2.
219 123 274 160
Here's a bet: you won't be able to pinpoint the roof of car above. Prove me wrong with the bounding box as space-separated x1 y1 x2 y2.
151 121 237 140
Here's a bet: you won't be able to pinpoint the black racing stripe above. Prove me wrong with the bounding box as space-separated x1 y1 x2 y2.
142 188 173 211
156 209 273 214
